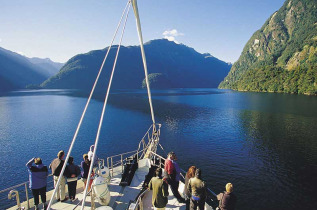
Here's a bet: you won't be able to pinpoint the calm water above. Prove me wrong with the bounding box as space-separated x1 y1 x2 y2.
0 89 316 209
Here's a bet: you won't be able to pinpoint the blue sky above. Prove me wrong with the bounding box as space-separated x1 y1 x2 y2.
0 0 285 63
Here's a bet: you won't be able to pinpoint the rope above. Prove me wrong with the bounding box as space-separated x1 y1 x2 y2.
132 0 156 125
47 1 131 209
81 2 131 209
158 143 167 156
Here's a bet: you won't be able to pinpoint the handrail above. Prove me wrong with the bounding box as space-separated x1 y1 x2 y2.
2 123 160 209
0 174 54 194
132 189 149 210
106 123 160 176
1 166 83 209
148 151 218 198
106 150 138 160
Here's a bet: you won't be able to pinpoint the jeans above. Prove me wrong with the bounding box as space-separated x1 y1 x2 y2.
32 186 46 205
190 198 205 210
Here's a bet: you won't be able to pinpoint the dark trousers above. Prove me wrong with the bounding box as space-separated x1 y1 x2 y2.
190 198 205 210
68 181 77 199
186 198 190 210
170 180 183 200
32 186 46 206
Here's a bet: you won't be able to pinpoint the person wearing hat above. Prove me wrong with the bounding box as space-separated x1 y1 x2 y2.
26 157 48 210
49 150 68 202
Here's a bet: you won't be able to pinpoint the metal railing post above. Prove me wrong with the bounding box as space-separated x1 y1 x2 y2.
121 154 123 173
25 183 30 209
107 157 109 169
111 157 114 176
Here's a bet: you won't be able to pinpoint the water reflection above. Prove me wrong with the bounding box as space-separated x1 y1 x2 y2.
239 109 317 209
0 89 316 210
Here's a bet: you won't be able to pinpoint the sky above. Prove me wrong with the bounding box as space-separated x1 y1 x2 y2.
0 0 285 63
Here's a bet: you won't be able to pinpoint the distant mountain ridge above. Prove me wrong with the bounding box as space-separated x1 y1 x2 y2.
27 57 63 76
41 39 231 90
219 0 317 95
0 47 47 91
0 46 64 91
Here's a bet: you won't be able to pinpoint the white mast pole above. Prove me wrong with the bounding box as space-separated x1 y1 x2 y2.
132 0 156 125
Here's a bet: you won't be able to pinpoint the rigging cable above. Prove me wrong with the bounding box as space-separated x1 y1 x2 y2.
81 1 132 209
47 1 131 209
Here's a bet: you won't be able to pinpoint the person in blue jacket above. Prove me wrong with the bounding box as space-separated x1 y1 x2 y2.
26 157 48 210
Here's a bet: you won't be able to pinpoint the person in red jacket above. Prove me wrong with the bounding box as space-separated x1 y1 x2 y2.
164 151 185 203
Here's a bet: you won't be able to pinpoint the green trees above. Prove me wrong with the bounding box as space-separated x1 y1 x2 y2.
219 0 317 95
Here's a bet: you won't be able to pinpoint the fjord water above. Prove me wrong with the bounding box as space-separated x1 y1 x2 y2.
0 89 316 209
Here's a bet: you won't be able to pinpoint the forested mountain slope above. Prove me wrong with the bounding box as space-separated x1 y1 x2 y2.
219 0 317 95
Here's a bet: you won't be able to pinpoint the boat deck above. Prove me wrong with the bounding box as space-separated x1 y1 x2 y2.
9 159 187 210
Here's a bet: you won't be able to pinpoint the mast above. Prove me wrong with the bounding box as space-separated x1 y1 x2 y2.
131 0 160 158
131 0 156 126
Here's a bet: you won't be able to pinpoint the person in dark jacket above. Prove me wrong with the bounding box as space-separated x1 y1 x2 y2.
81 154 91 190
66 156 81 201
26 157 48 210
149 168 169 210
49 150 68 202
217 183 237 210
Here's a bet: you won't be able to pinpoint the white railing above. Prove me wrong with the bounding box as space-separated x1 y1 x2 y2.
106 123 161 176
0 174 56 210
130 151 218 210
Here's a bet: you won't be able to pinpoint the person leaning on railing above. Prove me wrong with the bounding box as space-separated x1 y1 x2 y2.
164 151 186 203
26 157 48 210
217 183 237 210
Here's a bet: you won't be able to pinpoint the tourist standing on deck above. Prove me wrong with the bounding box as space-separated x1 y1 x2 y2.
164 151 185 203
88 145 98 166
81 154 92 191
184 166 196 210
26 157 48 210
49 150 68 202
149 168 169 210
217 183 237 210
66 156 81 201
188 168 207 210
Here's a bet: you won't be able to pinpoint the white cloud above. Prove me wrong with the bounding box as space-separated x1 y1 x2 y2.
0 38 2 43
162 29 184 43
163 29 184 37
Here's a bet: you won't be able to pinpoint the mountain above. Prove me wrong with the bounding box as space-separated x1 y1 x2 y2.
27 57 63 76
41 39 231 90
219 0 317 95
0 47 49 91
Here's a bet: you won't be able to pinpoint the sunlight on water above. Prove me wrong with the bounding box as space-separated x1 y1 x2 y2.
0 89 316 209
